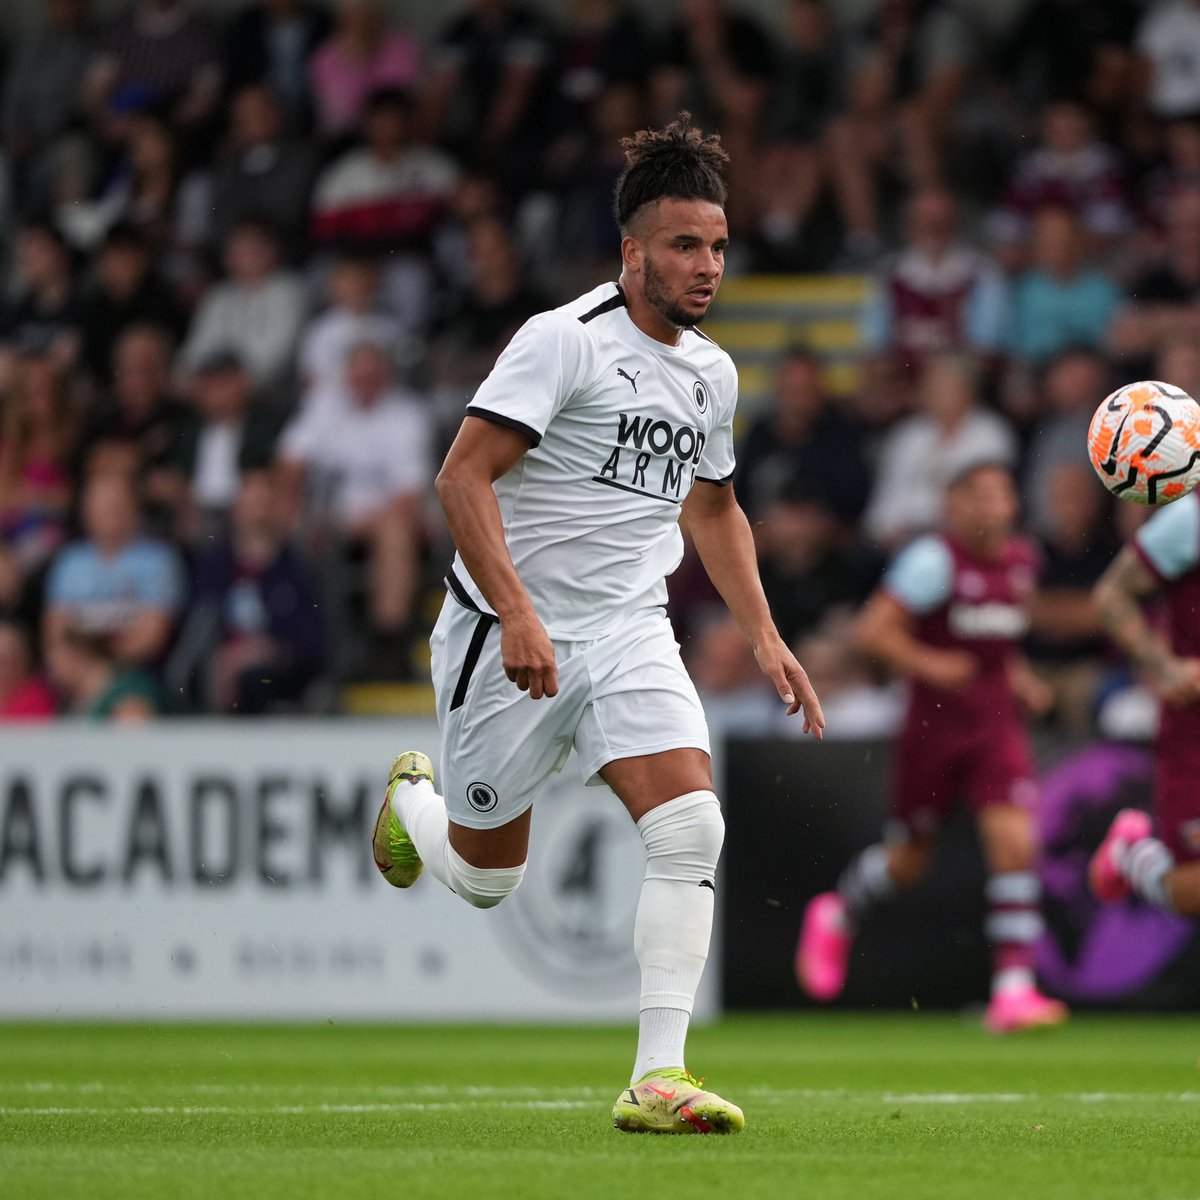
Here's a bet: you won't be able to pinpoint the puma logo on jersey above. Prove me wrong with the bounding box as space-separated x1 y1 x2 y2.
617 367 640 393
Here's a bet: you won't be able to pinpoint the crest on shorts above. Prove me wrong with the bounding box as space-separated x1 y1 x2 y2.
467 781 498 813
692 380 708 413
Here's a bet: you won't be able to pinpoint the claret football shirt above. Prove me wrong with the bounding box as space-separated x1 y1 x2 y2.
448 283 738 640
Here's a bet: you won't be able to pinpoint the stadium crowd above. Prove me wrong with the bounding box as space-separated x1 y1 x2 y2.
0 0 1189 727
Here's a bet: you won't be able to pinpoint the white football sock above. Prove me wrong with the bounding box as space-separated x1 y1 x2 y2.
630 791 725 1083
631 1007 690 1081
1125 837 1177 912
838 843 896 924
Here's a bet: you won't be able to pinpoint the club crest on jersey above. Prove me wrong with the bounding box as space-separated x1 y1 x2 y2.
693 380 709 413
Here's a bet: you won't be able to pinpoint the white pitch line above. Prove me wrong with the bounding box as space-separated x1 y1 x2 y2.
5 1084 1200 1117
0 1100 597 1117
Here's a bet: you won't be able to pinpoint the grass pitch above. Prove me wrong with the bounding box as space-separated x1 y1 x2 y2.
2 1014 1197 1200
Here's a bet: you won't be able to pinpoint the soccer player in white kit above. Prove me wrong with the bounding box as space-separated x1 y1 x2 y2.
371 116 825 1134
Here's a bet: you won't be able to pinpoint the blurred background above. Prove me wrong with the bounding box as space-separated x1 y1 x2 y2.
3 0 1198 1022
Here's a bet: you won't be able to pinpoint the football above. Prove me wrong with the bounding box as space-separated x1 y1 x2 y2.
1086 380 1200 504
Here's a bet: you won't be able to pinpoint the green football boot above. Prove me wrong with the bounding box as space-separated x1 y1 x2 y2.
612 1068 745 1134
371 751 433 888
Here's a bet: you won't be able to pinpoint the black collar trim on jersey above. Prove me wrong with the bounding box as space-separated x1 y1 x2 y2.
578 287 627 324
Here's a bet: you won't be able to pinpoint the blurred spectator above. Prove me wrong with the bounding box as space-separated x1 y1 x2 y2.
554 0 651 137
0 353 77 609
79 224 184 384
998 0 1139 118
1008 205 1122 367
651 0 775 233
863 352 1017 547
1136 0 1200 121
0 223 82 371
990 100 1130 260
224 0 331 129
754 481 881 645
76 324 184 486
47 625 165 720
1021 345 1111 527
430 167 511 293
424 0 554 190
1112 186 1200 371
789 615 902 738
309 0 422 141
1153 335 1200 400
0 619 56 721
179 217 308 395
825 0 974 264
311 87 459 254
1022 460 1113 729
551 81 645 282
861 187 1009 376
83 0 221 137
1027 461 1114 733
187 468 325 713
756 0 840 261
43 471 184 667
163 351 285 541
430 214 552 417
299 253 403 408
1139 113 1200 231
57 113 206 255
735 347 870 524
687 614 780 734
207 84 319 262
278 341 432 642
1 0 97 216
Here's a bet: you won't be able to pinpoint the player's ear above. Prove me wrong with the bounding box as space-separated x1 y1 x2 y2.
620 233 642 276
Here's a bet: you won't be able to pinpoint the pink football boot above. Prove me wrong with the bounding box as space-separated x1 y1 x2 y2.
796 892 852 1001
985 987 1068 1034
1088 808 1153 903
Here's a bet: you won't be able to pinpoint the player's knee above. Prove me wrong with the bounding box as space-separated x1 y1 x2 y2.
637 790 725 884
445 846 526 909
980 811 1037 874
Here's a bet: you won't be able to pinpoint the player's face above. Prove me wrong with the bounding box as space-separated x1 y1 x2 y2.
946 467 1019 544
630 199 728 330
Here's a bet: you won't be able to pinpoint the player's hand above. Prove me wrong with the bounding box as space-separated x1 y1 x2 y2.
1155 656 1200 708
753 634 826 738
1009 662 1055 718
499 611 559 699
920 649 979 691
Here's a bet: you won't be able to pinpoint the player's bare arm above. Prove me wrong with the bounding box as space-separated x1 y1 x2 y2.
1094 546 1200 707
435 417 558 699
853 590 978 690
1007 655 1054 717
682 480 825 735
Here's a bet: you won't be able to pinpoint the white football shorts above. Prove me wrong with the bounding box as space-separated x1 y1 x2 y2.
429 587 711 829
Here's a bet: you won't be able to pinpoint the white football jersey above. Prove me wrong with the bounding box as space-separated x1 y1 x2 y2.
447 282 738 640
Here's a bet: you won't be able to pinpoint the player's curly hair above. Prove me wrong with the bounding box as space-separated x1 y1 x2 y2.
613 113 729 233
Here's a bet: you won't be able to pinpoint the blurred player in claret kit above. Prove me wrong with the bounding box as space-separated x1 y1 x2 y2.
1089 491 1200 918
370 115 825 1135
798 462 1068 1033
